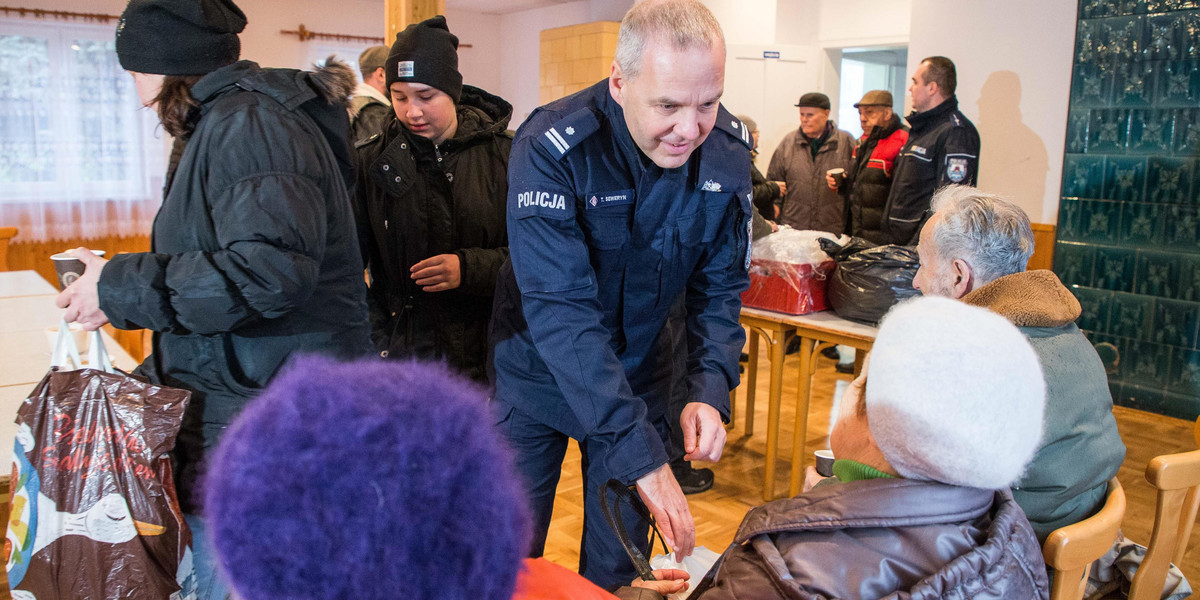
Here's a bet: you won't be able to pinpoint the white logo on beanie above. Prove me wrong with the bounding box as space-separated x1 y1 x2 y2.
397 61 414 78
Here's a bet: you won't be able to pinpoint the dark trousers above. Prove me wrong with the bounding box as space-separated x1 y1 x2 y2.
664 301 690 473
492 400 650 591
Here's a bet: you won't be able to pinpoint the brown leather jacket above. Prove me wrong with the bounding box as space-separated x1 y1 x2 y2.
694 478 1049 599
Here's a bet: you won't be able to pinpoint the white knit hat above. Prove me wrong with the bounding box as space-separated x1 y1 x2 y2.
865 296 1046 489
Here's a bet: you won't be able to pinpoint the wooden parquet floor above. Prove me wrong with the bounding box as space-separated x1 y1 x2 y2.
542 343 1200 594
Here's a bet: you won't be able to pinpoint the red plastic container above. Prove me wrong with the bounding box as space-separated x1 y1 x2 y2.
741 258 835 315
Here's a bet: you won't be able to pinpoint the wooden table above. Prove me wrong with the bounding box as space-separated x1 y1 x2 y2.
738 307 878 501
0 270 57 298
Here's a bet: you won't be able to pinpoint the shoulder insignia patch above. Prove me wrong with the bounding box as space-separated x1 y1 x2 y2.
711 105 753 149
537 107 600 160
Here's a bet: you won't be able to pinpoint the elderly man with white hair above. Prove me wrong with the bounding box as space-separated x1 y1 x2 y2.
693 296 1051 599
913 184 1125 543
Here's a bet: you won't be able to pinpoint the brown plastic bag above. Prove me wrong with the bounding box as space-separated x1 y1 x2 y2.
5 363 193 599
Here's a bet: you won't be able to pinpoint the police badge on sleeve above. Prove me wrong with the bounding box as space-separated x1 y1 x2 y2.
946 158 969 183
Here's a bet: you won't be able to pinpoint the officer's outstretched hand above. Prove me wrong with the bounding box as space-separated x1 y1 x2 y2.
636 464 695 558
681 402 726 463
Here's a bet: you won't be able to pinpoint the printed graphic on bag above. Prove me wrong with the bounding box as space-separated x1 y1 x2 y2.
5 368 195 599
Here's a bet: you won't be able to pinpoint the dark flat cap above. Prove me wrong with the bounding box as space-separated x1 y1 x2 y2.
794 92 831 110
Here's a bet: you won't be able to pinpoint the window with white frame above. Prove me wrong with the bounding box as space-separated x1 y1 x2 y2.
0 17 165 242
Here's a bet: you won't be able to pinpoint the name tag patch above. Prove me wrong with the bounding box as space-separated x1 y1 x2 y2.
585 189 634 210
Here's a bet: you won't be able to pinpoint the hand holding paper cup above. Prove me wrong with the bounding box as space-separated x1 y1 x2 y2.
826 168 846 190
51 249 106 290
53 248 112 332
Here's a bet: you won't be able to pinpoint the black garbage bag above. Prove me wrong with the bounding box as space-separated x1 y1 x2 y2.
818 237 921 325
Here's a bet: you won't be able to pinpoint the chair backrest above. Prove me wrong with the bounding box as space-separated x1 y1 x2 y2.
1042 477 1126 600
1128 448 1200 600
0 226 17 272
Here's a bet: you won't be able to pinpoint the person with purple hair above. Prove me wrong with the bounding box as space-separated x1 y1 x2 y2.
205 356 687 600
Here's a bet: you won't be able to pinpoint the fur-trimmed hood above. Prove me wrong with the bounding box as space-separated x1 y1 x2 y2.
961 270 1081 328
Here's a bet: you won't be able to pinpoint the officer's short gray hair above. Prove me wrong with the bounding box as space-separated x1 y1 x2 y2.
929 185 1035 285
614 0 725 79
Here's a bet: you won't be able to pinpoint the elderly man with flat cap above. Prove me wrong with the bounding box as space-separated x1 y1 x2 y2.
767 91 854 234
828 89 909 244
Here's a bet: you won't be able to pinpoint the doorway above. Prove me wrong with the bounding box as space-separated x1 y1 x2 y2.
836 46 907 139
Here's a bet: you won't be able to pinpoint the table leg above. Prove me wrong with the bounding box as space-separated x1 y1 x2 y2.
745 331 760 436
761 328 788 502
788 337 817 497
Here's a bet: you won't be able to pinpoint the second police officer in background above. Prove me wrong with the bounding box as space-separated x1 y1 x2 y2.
881 56 980 245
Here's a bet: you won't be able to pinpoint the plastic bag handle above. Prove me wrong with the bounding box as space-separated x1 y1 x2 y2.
51 317 83 370
88 330 113 373
51 317 114 373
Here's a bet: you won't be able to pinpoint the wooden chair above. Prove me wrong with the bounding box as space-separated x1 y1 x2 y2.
0 226 17 271
1127 448 1200 600
1042 477 1126 600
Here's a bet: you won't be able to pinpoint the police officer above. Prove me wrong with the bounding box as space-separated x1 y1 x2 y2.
881 55 981 245
488 0 750 590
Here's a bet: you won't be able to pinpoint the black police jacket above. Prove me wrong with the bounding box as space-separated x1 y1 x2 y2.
880 96 980 244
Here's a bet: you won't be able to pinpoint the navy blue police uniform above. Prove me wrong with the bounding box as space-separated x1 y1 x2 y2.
488 79 751 590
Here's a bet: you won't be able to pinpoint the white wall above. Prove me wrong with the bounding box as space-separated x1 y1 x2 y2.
815 0 910 47
497 0 595 125
445 9 504 97
909 0 1076 224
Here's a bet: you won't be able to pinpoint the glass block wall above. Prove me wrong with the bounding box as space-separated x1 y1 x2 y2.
1055 0 1200 419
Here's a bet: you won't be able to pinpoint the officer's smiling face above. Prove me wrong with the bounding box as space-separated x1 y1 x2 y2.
609 35 725 169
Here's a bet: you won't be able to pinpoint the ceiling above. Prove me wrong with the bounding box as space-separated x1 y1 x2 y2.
444 0 581 14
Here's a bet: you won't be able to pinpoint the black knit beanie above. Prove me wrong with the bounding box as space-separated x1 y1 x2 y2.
115 0 247 76
384 15 463 103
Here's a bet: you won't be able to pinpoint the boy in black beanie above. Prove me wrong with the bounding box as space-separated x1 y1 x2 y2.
353 15 514 384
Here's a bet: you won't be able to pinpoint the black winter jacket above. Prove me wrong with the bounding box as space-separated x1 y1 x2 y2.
354 85 512 382
351 98 392 144
98 60 373 511
750 156 780 223
846 114 908 244
881 96 980 245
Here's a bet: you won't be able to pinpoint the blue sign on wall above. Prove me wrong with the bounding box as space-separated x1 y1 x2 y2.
763 51 780 59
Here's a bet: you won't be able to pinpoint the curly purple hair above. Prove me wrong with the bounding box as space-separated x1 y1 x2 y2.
205 356 531 600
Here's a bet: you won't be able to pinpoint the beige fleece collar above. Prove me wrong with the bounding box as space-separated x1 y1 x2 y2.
960 270 1081 328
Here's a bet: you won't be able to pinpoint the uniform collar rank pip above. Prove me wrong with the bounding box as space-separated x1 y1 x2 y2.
537 107 600 160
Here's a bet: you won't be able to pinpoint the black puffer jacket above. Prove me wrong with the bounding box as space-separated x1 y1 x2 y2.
846 114 908 244
354 85 511 382
98 60 373 511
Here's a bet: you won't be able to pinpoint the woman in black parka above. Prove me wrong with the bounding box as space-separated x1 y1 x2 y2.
354 16 511 383
56 1 371 597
